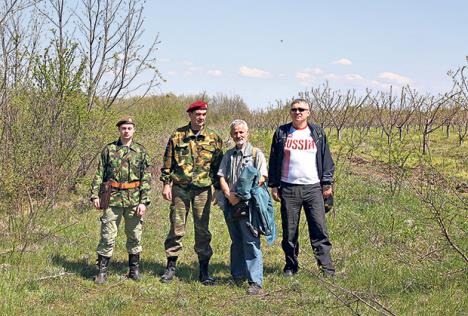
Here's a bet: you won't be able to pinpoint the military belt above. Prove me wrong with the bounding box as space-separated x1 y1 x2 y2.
110 181 141 189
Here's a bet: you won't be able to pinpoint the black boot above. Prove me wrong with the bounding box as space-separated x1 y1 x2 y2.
128 253 141 281
160 256 177 283
199 259 215 285
95 254 110 285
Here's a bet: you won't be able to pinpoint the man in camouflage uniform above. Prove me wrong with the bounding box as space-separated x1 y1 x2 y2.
90 116 151 284
160 100 223 285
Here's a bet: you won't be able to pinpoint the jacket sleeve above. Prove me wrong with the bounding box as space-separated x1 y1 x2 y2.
90 147 107 200
210 135 223 189
139 150 151 205
321 130 334 185
267 128 281 188
160 137 174 184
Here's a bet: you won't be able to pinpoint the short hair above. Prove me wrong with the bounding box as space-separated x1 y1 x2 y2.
290 98 310 110
230 119 249 132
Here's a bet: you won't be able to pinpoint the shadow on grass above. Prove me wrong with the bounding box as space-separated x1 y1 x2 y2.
51 254 157 280
145 260 279 284
52 254 279 284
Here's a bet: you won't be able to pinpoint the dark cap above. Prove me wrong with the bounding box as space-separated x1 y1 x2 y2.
116 116 135 127
186 100 208 112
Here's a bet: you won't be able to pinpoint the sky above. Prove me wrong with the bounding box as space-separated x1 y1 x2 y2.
143 0 468 109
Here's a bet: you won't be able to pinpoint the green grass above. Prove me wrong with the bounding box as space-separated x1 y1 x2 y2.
1 171 466 315
0 98 466 315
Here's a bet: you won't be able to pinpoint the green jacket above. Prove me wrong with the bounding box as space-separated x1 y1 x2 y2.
160 123 223 188
90 139 151 207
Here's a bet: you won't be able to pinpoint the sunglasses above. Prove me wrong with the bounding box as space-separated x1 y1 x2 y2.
290 108 308 113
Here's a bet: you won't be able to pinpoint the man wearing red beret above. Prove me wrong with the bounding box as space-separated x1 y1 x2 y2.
160 100 223 285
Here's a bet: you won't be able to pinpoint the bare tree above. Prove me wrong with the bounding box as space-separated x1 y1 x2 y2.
408 89 459 155
0 0 43 167
450 65 468 145
76 0 163 111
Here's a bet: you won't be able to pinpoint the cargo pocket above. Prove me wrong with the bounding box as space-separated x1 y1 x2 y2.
174 144 191 165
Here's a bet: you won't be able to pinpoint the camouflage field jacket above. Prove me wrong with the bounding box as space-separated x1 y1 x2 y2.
160 123 223 188
90 139 151 207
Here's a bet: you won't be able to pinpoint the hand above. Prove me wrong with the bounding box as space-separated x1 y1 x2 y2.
162 184 172 201
212 190 219 205
136 203 146 216
323 187 333 198
271 187 281 202
258 176 266 187
93 198 101 209
228 192 240 205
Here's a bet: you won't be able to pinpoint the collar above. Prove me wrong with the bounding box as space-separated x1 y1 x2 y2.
233 142 252 156
184 122 207 141
116 138 137 151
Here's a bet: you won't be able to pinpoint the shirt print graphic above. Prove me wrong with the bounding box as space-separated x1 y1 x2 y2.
284 134 316 151
281 128 320 185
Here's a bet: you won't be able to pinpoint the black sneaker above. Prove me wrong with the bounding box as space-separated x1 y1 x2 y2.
283 269 295 277
321 268 336 278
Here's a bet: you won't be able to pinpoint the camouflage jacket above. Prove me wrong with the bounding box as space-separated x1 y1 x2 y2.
90 139 151 207
160 123 223 188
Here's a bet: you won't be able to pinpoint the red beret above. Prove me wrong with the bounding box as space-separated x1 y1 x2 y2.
186 100 208 112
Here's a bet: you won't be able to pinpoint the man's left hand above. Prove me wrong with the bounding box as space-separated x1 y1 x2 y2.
212 190 219 205
323 187 333 198
228 192 240 205
136 204 146 216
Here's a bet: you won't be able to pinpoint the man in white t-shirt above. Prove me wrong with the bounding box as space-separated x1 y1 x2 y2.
268 99 335 277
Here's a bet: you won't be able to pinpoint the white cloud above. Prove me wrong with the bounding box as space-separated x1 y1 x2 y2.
332 58 352 65
159 58 170 63
296 68 324 85
325 73 338 80
293 66 411 92
207 69 223 77
188 66 202 72
184 66 203 76
239 65 271 79
378 72 411 85
167 71 177 76
344 74 364 81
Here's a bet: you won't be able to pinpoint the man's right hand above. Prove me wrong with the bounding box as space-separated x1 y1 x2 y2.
271 187 281 202
93 198 101 209
162 184 172 201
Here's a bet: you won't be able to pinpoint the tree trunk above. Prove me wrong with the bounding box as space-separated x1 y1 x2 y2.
422 132 429 155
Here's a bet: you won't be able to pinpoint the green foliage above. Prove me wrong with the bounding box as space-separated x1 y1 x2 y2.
0 91 466 314
0 169 466 315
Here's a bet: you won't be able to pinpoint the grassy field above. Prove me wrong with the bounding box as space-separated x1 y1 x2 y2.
0 99 466 315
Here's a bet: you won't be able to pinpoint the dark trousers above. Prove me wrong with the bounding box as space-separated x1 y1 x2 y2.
280 182 334 273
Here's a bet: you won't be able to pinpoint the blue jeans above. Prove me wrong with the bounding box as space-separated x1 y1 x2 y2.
223 209 263 287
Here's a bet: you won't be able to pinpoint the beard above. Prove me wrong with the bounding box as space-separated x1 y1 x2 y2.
235 139 246 147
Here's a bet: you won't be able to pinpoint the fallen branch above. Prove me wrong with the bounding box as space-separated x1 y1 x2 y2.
34 271 73 282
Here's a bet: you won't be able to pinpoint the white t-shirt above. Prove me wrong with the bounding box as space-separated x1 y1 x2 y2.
281 126 320 185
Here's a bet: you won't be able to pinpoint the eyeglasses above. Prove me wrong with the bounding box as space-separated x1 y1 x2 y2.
290 108 308 113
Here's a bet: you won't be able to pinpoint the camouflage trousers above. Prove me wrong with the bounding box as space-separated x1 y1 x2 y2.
164 184 213 261
96 206 143 257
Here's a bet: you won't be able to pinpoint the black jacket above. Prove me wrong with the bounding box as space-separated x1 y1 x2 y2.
267 122 334 188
